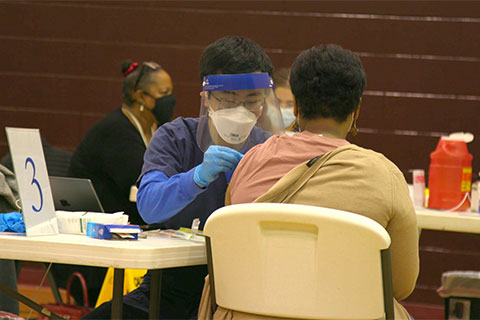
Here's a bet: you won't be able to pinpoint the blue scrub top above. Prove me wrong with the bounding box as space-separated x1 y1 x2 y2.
137 116 272 230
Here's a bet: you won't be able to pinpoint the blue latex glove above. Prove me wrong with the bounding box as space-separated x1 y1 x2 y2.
0 212 25 233
193 145 243 188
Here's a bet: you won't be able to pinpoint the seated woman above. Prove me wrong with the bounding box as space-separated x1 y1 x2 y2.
205 44 419 320
69 60 175 225
55 60 175 306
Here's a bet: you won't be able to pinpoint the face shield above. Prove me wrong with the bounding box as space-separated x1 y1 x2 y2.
196 73 285 152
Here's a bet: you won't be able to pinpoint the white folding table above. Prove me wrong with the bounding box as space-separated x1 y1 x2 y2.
0 233 206 319
416 208 480 234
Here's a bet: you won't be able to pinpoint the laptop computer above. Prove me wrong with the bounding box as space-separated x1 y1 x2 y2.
49 176 105 213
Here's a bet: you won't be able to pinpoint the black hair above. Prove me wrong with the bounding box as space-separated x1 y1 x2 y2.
289 44 366 122
273 67 291 88
121 60 163 105
199 36 273 79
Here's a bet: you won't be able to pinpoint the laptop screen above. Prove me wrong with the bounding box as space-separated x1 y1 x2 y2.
49 176 104 213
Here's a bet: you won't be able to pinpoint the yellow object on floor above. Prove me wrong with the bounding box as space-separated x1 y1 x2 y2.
95 268 147 307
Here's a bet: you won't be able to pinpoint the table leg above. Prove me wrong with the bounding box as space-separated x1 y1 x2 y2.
149 269 162 320
45 263 63 303
112 268 124 319
0 282 64 319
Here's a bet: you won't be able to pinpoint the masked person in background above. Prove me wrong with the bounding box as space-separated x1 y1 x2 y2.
69 60 175 225
55 60 175 306
273 67 296 132
82 35 284 319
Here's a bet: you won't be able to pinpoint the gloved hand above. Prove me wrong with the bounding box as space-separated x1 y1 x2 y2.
0 212 25 233
194 145 243 188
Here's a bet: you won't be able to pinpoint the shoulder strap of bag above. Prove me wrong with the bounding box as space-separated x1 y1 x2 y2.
255 144 357 204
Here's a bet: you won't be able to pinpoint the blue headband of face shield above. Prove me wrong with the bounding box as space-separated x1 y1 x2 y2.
202 73 274 92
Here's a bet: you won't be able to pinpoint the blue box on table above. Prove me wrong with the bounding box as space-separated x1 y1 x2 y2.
86 222 141 240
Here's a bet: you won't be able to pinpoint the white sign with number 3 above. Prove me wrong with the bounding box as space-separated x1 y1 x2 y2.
5 127 58 236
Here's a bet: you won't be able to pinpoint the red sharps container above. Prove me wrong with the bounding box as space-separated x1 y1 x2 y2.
428 136 473 211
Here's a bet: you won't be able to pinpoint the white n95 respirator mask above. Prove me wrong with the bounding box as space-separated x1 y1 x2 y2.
209 106 258 145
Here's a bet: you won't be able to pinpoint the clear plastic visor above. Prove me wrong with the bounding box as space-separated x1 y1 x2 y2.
196 73 285 152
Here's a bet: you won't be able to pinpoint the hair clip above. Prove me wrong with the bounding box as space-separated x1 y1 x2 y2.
123 62 140 77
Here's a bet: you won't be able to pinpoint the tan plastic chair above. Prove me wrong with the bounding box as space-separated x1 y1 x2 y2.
204 203 394 320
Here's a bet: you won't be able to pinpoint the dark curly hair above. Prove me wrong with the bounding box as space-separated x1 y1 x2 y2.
199 36 273 79
289 44 366 122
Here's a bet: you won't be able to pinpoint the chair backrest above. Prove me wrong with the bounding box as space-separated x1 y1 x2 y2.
204 203 394 320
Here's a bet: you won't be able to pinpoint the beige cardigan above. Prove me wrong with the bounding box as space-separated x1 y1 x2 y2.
200 144 419 320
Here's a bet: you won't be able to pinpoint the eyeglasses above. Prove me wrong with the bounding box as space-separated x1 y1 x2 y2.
211 93 264 113
133 62 161 92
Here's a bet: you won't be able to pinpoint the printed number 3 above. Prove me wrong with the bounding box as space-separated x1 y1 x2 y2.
25 157 43 213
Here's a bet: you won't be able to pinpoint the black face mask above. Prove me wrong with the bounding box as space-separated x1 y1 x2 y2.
152 94 176 125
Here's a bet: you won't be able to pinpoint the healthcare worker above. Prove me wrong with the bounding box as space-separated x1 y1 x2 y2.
82 35 284 320
272 67 296 130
